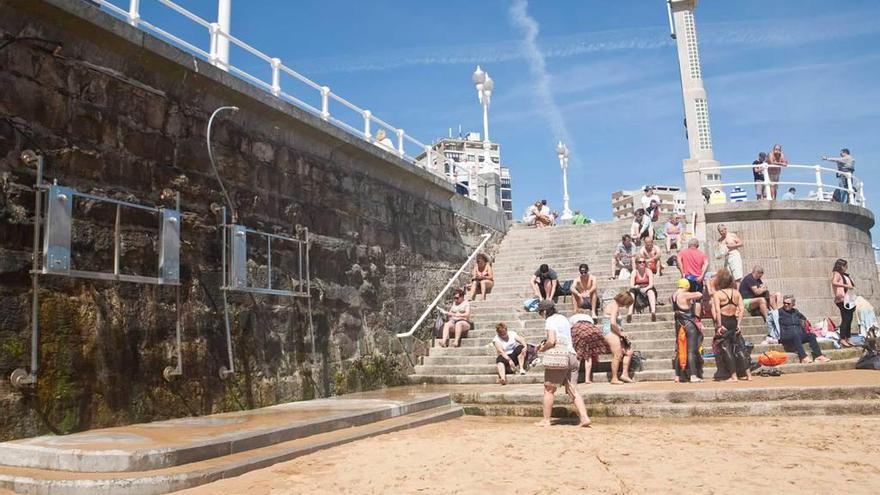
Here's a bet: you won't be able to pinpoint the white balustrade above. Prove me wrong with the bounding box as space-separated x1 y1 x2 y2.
702 163 866 206
86 0 486 204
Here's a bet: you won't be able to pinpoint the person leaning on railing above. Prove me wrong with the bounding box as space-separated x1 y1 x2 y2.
822 148 855 204
766 144 788 200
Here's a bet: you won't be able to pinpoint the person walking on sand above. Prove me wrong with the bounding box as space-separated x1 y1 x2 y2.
716 225 744 288
535 300 590 427
766 144 788 200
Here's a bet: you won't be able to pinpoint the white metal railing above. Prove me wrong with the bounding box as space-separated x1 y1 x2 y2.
396 233 492 338
702 163 866 206
87 0 487 204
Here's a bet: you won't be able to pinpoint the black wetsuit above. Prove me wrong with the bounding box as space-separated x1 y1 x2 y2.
713 290 749 379
673 290 703 381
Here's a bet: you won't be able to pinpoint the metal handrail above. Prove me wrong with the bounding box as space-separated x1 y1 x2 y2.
85 0 492 203
702 162 865 205
396 233 492 338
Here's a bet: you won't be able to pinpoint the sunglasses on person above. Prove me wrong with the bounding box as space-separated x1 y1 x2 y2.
579 269 588 274
637 261 646 265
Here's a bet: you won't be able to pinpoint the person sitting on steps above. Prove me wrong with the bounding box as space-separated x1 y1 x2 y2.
437 289 470 348
601 292 636 384
639 237 664 276
611 235 635 280
493 322 529 385
531 264 558 301
738 266 783 322
778 295 831 364
467 253 494 301
628 257 658 322
572 263 599 319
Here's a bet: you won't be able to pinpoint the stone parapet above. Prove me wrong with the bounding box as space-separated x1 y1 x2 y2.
705 201 877 319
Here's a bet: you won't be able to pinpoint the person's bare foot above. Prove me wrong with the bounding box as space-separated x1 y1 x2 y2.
498 376 507 385
744 373 753 381
726 377 738 382
609 379 624 385
535 419 552 427
578 420 592 428
815 355 831 363
800 356 813 364
583 380 592 385
453 340 461 348
673 377 680 383
651 313 657 322
437 340 447 348
620 376 634 383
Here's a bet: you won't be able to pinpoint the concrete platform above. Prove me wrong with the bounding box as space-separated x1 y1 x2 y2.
0 391 461 495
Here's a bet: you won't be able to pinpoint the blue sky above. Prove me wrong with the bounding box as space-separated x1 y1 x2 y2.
111 0 879 222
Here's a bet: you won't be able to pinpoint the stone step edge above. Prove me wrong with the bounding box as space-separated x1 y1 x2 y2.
0 405 463 495
459 399 880 419
0 394 451 473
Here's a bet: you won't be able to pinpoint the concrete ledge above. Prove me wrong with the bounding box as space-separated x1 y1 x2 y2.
705 200 875 231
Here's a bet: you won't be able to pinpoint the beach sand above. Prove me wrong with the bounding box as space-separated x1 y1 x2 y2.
175 415 880 494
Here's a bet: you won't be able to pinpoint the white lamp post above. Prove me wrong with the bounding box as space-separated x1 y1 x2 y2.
472 65 495 202
556 141 573 222
216 0 231 70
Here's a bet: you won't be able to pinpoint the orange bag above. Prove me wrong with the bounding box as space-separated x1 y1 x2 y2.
758 351 788 367
677 326 687 370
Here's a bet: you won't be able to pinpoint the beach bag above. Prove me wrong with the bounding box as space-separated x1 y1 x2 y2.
432 313 445 339
557 280 574 297
629 350 644 372
819 317 837 334
523 297 540 312
667 255 678 267
542 345 571 369
758 351 788 367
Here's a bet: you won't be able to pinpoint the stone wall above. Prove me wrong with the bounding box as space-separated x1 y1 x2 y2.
704 201 878 320
0 0 505 439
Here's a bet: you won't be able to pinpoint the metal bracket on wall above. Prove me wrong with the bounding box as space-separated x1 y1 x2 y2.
218 207 311 380
8 150 186 390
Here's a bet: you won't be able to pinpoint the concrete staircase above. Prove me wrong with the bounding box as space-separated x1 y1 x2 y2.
410 221 861 385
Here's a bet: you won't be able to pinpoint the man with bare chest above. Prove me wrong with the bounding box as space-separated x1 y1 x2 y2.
717 225 744 286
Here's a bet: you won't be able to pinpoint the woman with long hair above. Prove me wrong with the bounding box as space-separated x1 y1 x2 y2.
438 289 470 348
710 269 751 381
766 143 789 200
831 258 856 347
628 257 658 322
467 253 494 301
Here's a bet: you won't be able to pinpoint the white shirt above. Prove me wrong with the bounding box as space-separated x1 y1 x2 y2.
545 314 575 354
493 330 520 355
569 314 594 325
641 194 661 211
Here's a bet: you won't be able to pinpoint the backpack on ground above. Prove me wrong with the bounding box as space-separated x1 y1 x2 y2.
557 279 574 297
523 297 540 312
758 351 788 367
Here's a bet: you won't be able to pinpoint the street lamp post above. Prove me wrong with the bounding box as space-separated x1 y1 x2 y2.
472 65 495 202
556 141 573 222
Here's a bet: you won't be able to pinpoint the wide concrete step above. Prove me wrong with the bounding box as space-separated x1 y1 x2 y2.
422 339 842 366
0 398 461 495
461 324 768 340
410 357 860 384
464 399 880 419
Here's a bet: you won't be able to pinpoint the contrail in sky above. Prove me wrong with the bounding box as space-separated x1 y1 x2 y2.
508 0 575 165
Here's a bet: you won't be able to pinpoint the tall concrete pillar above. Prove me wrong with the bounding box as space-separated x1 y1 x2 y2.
669 0 719 241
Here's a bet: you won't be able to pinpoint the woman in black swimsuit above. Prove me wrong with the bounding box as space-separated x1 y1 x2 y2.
711 269 751 381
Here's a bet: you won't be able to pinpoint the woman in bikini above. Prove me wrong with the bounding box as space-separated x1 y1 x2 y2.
766 144 788 200
628 257 658 322
601 292 636 384
467 253 494 301
710 269 751 381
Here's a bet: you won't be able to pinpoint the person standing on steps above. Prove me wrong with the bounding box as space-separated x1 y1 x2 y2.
531 264 558 301
437 289 470 348
641 186 662 222
601 292 636 384
493 323 529 385
672 278 705 383
628 257 658 322
710 269 751 381
831 258 856 348
677 238 708 317
467 253 494 301
572 263 599 319
535 300 591 427
716 225 744 288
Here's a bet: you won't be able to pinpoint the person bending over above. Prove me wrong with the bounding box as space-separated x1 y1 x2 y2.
601 292 636 384
531 264 558 301
535 300 590 427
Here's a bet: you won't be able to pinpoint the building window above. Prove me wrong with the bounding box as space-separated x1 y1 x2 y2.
478 155 485 162
501 190 512 200
694 98 712 151
684 11 702 80
491 157 499 163
467 154 475 162
500 179 511 188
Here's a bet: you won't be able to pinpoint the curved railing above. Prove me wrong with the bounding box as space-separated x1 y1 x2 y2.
87 0 489 205
701 163 866 206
